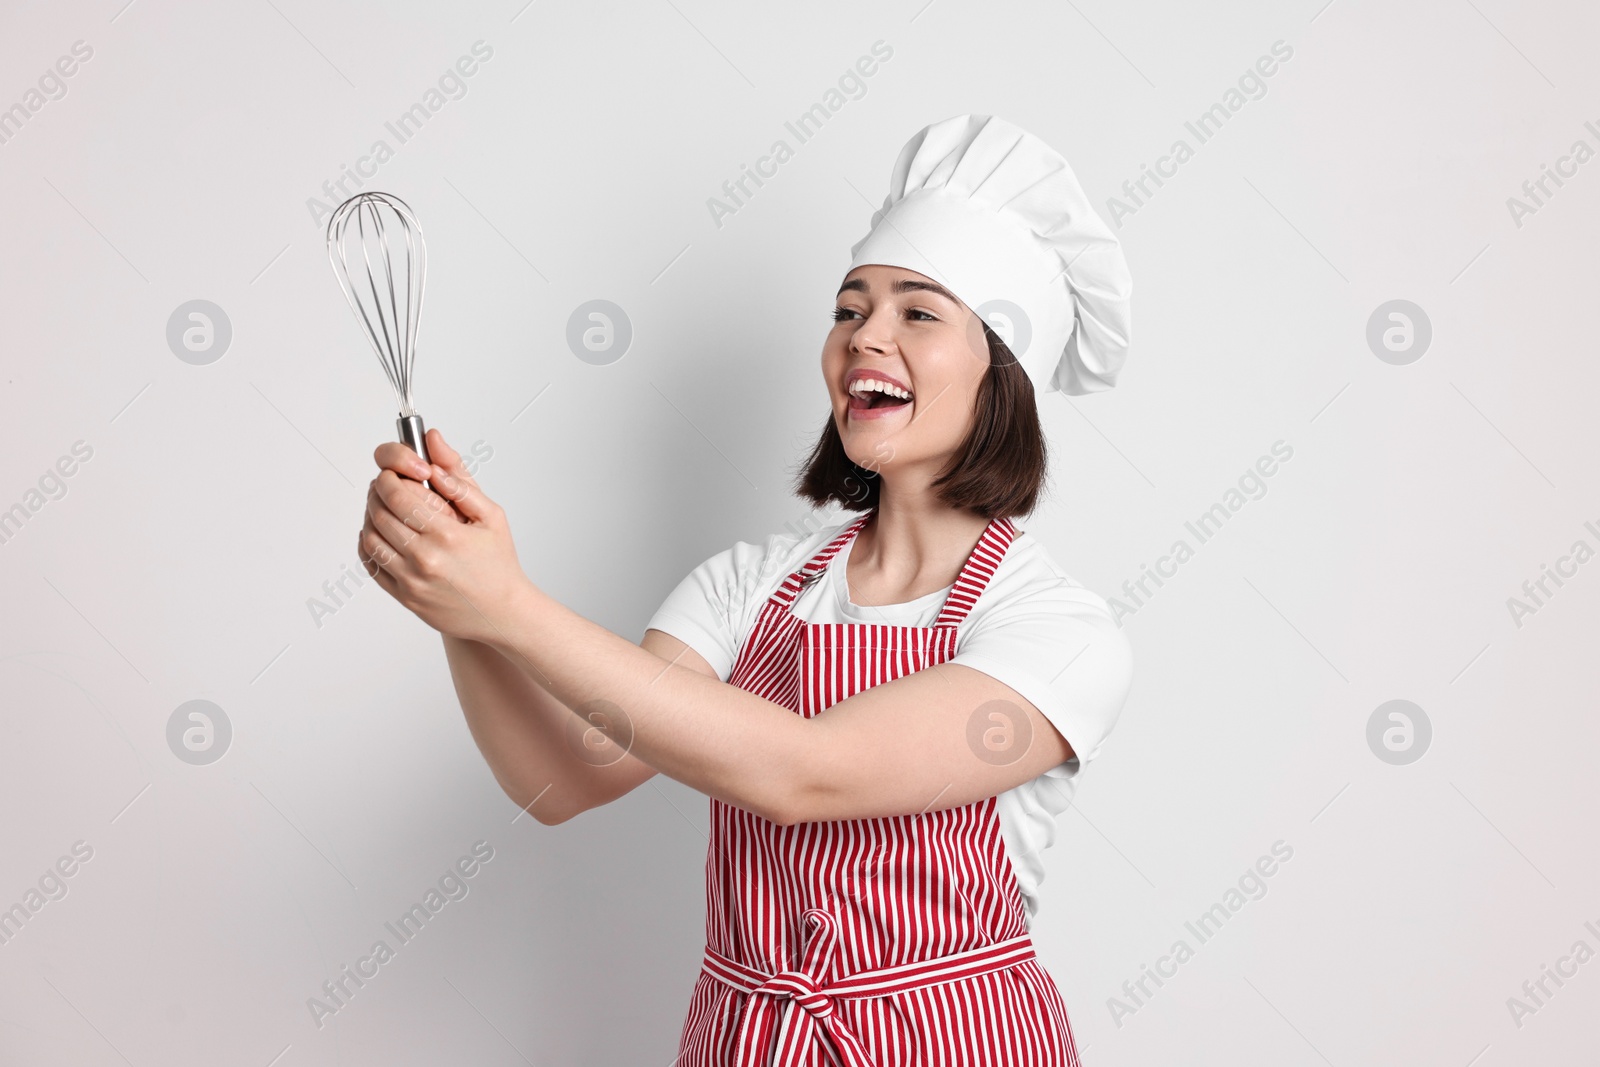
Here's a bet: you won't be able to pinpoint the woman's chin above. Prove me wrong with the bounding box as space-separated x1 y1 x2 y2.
839 433 902 474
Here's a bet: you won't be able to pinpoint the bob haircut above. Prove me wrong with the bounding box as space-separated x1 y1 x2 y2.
792 325 1048 520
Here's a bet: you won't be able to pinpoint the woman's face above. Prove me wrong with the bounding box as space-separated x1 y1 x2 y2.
823 264 990 479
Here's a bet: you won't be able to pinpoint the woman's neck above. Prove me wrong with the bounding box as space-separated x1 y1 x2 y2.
845 488 992 607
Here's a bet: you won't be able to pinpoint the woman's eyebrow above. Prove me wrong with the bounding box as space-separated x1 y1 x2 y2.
836 277 962 306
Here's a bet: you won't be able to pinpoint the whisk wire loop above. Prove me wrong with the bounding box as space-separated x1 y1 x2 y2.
327 192 427 419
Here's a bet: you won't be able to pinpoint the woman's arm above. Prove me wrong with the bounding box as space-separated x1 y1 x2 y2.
483 583 1071 824
440 628 720 825
361 429 1076 825
440 633 637 825
362 438 722 825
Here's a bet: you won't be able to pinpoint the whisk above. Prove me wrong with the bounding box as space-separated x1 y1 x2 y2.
326 191 431 472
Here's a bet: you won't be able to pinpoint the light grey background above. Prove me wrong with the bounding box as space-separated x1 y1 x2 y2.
2 0 1596 1063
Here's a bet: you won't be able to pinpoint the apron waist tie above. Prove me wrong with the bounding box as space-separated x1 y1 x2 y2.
699 907 1038 1067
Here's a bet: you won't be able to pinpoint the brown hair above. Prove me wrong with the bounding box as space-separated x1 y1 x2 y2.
791 325 1048 520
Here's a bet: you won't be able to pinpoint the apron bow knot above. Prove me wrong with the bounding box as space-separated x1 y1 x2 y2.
728 908 877 1067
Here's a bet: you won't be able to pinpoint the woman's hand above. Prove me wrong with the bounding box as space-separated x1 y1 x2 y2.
358 428 531 644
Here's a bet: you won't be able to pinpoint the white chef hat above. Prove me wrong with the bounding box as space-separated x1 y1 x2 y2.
847 114 1132 397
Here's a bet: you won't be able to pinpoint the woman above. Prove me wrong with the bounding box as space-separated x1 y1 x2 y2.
359 114 1133 1065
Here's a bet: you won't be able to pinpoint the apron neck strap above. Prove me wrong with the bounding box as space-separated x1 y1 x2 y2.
932 515 1017 628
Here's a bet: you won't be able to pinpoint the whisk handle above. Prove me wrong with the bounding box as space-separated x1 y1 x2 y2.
398 414 433 490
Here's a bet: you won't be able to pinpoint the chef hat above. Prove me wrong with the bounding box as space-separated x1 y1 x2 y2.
847 114 1132 397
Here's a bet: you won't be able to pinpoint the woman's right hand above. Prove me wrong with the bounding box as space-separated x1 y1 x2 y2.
359 437 467 593
369 439 470 521
372 439 435 486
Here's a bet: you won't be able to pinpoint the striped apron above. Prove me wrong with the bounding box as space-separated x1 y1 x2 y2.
676 509 1081 1067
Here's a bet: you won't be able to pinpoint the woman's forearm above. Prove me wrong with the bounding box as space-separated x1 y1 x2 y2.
487 582 808 823
441 632 655 823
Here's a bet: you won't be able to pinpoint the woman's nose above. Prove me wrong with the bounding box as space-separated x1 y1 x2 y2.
851 312 896 354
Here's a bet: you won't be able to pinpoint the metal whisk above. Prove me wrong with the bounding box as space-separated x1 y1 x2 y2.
326 191 431 470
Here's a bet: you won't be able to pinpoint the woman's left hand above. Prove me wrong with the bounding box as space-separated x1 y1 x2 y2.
358 428 530 644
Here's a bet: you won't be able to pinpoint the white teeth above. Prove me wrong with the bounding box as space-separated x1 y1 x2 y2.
848 378 912 400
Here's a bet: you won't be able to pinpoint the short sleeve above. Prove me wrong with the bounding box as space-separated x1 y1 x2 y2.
645 533 798 682
949 572 1132 776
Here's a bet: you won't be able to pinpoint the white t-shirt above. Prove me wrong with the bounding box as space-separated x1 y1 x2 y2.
645 512 1134 925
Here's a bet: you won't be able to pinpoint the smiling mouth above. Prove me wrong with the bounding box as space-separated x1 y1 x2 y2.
846 379 914 415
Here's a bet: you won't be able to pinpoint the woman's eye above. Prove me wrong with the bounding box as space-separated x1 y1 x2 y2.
832 306 936 322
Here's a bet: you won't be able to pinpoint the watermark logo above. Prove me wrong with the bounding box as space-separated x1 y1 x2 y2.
307 562 370 630
0 39 94 148
1106 40 1294 227
566 300 632 366
310 439 492 629
1366 699 1430 765
0 840 94 948
1506 519 1600 628
0 440 94 548
1506 918 1600 1029
706 40 894 229
167 699 232 765
975 299 1031 366
307 841 495 1028
305 41 495 226
1108 440 1294 624
1505 120 1600 229
1107 839 1295 1027
167 300 232 365
563 699 635 767
965 699 1033 766
1366 300 1431 366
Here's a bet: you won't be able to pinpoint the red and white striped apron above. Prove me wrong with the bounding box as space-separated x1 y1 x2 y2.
676 509 1081 1067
